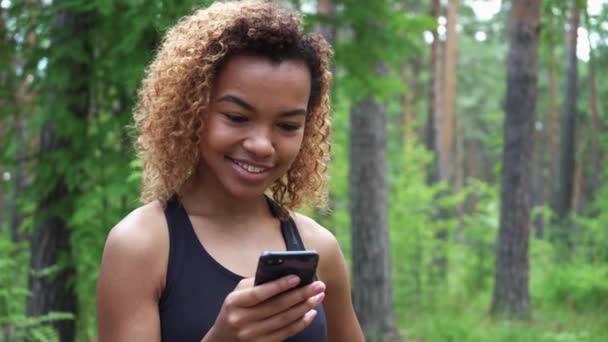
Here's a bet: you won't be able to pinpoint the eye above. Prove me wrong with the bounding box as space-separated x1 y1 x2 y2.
223 113 248 123
278 123 302 132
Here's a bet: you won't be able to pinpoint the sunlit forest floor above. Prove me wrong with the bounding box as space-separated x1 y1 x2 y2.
394 238 608 342
400 296 608 342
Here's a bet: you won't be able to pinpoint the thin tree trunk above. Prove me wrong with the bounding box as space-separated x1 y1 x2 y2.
434 40 446 181
0 7 8 235
466 141 479 214
548 45 559 190
400 65 411 144
0 119 4 229
571 136 586 213
426 0 440 184
10 115 28 243
585 10 601 202
455 117 464 240
490 0 541 320
400 56 423 144
316 0 335 45
531 108 546 239
552 1 579 247
429 0 450 279
350 62 399 342
28 4 93 341
441 0 458 183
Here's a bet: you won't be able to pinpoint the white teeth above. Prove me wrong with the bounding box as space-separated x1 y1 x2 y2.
233 160 266 173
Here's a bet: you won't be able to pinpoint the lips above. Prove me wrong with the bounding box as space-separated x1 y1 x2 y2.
227 157 273 176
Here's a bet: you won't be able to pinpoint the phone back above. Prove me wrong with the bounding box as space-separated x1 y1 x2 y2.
254 251 319 287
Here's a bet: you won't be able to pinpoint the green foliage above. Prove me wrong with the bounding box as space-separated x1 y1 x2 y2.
398 233 608 342
572 182 608 262
389 137 438 312
0 239 74 342
535 263 608 311
2 0 608 341
1 0 212 339
333 0 435 102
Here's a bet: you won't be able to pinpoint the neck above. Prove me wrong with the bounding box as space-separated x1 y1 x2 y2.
178 171 269 220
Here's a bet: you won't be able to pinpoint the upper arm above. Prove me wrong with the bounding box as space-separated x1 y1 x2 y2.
293 214 364 342
96 203 168 342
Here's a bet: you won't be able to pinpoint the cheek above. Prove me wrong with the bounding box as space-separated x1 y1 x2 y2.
280 135 305 163
200 121 235 151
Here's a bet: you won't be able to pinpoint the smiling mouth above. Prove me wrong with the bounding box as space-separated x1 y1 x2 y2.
228 158 271 174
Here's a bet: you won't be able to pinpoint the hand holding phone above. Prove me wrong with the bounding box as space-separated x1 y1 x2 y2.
254 250 319 287
204 260 325 342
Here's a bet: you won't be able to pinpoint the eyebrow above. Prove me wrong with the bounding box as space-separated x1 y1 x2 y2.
217 94 307 117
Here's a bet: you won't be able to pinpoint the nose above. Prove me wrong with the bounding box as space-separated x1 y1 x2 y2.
242 128 275 159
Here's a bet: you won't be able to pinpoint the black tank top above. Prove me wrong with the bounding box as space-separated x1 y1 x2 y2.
159 196 327 341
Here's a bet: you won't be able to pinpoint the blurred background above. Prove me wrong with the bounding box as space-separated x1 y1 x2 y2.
1 0 607 341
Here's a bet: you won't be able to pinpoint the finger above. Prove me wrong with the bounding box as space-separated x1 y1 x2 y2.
234 275 302 307
248 281 325 320
243 291 325 338
260 309 319 342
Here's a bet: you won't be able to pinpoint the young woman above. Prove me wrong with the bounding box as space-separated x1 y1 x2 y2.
96 1 364 341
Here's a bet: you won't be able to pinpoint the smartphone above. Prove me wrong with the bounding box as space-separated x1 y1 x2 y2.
254 250 319 287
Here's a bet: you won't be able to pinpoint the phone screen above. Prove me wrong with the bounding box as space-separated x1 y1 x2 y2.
254 250 319 287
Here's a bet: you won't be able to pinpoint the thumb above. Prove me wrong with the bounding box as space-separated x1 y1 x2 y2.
235 277 255 290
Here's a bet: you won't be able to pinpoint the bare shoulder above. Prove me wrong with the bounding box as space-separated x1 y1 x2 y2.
107 201 167 256
97 201 168 341
290 212 339 255
290 212 343 284
291 212 365 341
101 200 169 292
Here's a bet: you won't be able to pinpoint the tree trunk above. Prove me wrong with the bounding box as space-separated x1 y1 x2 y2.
316 0 335 45
547 45 559 192
28 4 93 341
0 7 7 234
571 138 586 213
531 108 546 239
350 62 398 342
466 141 479 214
441 0 458 183
490 0 541 320
426 0 440 184
0 119 3 228
455 117 464 240
551 1 579 241
399 54 424 145
10 116 28 243
426 0 450 280
585 11 601 204
434 41 446 181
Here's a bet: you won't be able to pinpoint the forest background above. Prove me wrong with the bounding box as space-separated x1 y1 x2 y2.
1 0 607 341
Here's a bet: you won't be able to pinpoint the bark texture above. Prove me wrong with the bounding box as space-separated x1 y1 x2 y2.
490 0 541 320
426 0 441 184
27 4 92 341
350 63 398 341
552 2 579 231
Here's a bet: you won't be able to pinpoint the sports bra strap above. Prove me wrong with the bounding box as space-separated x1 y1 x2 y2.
265 196 306 251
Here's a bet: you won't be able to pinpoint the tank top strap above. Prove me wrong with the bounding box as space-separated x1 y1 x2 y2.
160 195 190 311
264 196 306 251
281 217 306 251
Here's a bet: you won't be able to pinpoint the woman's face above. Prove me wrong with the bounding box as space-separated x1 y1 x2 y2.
197 54 311 199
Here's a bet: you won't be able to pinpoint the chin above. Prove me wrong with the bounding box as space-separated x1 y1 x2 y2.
224 183 269 200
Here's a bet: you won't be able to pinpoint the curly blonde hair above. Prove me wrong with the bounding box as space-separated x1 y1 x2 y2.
133 0 333 212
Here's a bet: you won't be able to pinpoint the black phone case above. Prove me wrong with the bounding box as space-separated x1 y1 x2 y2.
254 251 319 287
